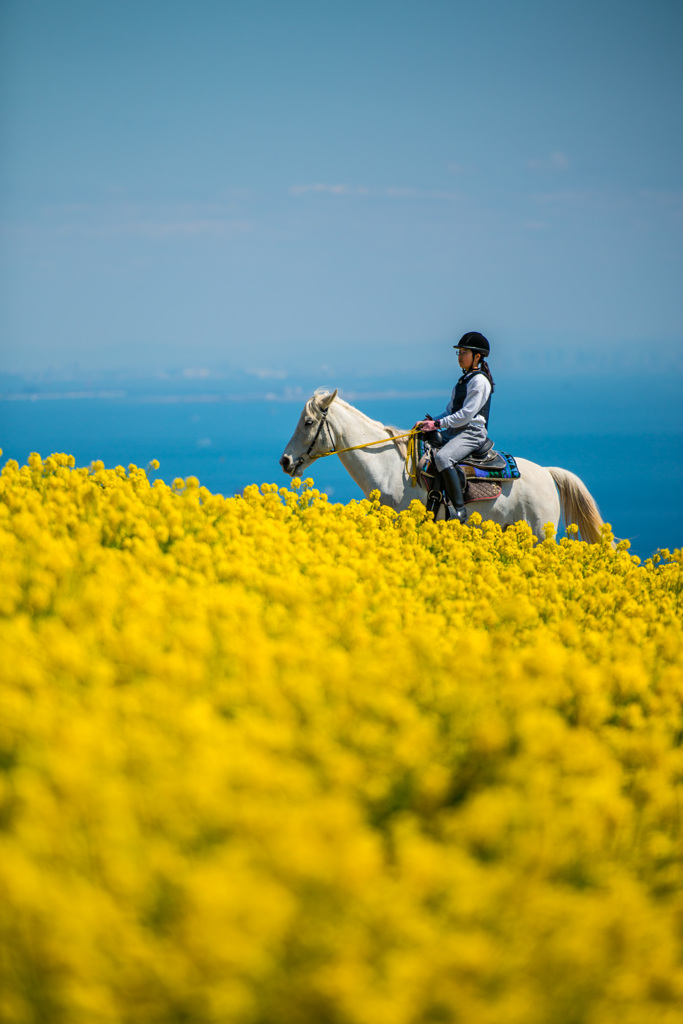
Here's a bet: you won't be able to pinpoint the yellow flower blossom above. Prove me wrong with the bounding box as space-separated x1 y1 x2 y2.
0 453 681 1023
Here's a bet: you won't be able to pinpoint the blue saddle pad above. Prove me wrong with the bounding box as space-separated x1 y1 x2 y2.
465 452 520 480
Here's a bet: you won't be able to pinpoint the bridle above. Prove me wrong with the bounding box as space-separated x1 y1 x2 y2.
291 406 333 474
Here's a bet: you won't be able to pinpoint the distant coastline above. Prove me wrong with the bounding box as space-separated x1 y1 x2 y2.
0 388 446 404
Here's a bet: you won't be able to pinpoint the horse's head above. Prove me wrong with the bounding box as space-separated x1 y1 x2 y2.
280 388 339 477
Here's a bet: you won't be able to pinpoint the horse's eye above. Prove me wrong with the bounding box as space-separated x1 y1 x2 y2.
305 418 314 427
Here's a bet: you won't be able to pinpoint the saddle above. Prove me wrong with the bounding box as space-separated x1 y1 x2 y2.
417 422 521 519
428 431 509 471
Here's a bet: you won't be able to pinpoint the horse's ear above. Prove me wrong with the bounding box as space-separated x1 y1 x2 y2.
319 389 338 410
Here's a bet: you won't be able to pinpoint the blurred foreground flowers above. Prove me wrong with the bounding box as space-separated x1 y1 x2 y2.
1 452 682 1024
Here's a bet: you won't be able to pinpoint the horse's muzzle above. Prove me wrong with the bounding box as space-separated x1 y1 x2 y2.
279 453 299 475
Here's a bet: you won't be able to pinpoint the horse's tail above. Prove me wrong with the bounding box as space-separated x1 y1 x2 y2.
546 467 605 544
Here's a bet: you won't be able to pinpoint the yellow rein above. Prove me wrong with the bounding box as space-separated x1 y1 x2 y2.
312 428 423 487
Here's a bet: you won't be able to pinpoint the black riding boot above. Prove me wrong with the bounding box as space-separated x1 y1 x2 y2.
441 466 468 523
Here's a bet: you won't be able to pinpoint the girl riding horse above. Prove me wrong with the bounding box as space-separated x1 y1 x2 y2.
417 331 495 523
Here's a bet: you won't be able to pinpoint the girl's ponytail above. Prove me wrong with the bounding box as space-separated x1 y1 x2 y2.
479 358 495 393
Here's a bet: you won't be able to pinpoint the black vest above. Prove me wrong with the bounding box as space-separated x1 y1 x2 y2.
453 370 491 427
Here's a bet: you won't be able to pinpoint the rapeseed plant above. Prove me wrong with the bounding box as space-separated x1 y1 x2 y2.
0 452 681 1024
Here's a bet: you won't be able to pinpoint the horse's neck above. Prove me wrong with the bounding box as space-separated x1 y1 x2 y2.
329 403 408 503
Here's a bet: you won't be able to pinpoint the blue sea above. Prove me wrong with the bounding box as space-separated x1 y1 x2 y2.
1 373 681 561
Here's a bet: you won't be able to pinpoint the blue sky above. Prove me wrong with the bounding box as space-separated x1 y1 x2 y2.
1 0 681 380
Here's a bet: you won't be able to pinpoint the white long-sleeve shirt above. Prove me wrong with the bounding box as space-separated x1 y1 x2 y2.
436 373 491 431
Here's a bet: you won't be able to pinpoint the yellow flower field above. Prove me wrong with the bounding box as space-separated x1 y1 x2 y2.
1 451 682 1024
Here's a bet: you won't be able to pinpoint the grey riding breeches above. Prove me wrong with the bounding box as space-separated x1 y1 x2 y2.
433 421 488 472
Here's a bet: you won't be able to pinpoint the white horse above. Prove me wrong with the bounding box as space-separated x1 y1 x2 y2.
280 388 606 541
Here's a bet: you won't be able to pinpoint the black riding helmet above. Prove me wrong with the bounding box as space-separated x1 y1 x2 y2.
454 331 490 357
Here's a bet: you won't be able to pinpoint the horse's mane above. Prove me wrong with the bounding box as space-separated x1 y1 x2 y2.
308 388 409 456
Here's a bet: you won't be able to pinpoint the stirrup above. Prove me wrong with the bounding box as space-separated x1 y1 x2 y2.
426 489 442 516
453 506 468 524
